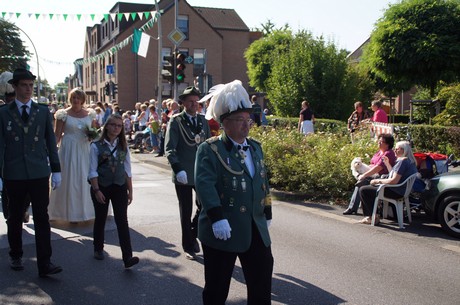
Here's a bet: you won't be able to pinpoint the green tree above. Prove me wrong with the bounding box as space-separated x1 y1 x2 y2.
265 31 353 119
0 19 30 72
433 83 460 125
245 29 293 93
362 0 460 97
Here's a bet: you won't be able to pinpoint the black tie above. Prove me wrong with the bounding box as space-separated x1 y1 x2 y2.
191 116 197 128
21 105 29 123
238 145 249 151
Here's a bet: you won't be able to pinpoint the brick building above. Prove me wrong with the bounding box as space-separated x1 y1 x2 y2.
73 0 260 111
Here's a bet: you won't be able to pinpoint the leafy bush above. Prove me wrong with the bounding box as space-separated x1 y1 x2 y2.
251 118 460 203
250 126 376 201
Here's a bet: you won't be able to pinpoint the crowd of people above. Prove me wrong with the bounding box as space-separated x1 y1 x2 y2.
0 69 274 304
2 66 403 304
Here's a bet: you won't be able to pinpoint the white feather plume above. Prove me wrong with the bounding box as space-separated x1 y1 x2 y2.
0 72 14 95
205 80 252 122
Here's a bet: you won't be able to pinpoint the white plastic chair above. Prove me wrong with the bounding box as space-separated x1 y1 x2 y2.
371 173 418 229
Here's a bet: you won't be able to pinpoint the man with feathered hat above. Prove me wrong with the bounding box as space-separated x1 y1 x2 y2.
195 80 273 304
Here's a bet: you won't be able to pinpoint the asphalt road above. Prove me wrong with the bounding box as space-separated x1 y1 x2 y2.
0 154 459 305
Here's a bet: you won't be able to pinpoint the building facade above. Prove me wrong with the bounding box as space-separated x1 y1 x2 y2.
76 0 259 111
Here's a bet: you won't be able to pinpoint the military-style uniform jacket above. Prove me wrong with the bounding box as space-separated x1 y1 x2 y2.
0 101 60 180
195 133 272 252
165 110 211 185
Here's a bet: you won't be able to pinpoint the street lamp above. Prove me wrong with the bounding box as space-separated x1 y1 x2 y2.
15 25 41 99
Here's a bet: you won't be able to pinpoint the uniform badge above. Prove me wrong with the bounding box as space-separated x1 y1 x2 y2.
232 177 238 191
241 178 247 192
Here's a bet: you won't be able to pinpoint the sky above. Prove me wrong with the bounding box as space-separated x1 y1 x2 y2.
1 0 400 87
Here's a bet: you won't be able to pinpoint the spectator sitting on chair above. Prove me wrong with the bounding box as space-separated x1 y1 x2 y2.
343 133 397 215
358 141 418 224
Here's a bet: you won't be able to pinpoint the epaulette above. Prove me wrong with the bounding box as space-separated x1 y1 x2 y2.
171 112 182 119
206 136 219 144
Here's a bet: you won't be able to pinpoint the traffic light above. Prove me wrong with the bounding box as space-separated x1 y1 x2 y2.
176 52 186 83
110 81 118 95
104 82 110 95
162 53 175 83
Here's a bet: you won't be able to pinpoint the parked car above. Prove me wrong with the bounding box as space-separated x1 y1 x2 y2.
422 170 460 238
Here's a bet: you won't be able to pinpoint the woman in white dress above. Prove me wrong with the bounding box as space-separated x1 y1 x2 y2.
49 88 97 222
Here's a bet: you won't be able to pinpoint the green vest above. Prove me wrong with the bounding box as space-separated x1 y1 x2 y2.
95 141 127 187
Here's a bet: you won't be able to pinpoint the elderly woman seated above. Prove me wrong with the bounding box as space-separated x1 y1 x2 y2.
358 141 418 224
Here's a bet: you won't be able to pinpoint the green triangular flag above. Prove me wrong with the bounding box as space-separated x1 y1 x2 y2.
90 14 95 21
16 13 21 18
104 14 109 22
131 13 137 21
2 12 6 18
117 13 123 22
143 12 150 19
49 14 54 20
63 14 68 20
35 13 40 19
77 14 82 21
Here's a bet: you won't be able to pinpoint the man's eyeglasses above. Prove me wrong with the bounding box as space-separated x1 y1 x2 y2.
108 123 123 128
226 118 253 124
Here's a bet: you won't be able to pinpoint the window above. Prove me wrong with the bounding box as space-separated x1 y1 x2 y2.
161 48 172 64
193 49 206 75
178 15 189 40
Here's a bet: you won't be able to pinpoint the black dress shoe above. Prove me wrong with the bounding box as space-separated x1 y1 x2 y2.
343 208 357 215
94 250 104 260
39 263 63 277
124 256 139 269
184 251 196 260
10 258 24 271
193 240 200 253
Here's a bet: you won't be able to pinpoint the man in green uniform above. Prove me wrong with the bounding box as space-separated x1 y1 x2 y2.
0 68 62 277
165 86 211 260
195 80 273 305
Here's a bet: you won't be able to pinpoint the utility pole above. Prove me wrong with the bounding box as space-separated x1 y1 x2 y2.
155 0 162 105
174 0 178 101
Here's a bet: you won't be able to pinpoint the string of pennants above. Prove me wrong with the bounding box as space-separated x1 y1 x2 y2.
75 13 159 65
1 11 159 23
2 11 160 66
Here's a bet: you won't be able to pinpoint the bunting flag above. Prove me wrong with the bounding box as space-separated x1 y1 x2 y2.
0 10 161 22
73 13 159 65
132 28 150 57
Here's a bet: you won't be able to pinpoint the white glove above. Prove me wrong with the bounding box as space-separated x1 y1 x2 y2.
212 219 232 240
51 172 62 190
176 170 188 184
0 177 3 191
267 219 272 228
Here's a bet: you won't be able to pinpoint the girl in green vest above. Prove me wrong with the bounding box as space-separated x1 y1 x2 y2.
88 114 139 268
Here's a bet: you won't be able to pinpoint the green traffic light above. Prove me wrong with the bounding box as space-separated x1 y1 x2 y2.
177 73 185 82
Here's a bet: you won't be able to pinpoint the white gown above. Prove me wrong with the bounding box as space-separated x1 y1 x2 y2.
49 109 95 222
